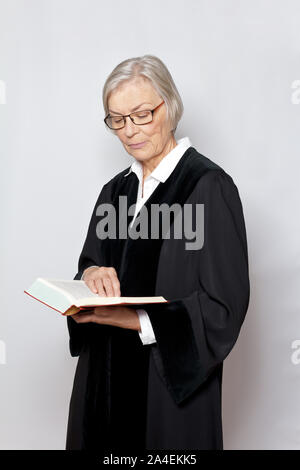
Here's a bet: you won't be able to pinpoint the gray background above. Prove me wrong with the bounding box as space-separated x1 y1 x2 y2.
0 0 299 450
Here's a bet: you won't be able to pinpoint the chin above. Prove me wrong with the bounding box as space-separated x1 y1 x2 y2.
127 147 147 154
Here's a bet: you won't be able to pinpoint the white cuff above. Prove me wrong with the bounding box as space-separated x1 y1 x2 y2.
136 309 157 345
81 265 99 280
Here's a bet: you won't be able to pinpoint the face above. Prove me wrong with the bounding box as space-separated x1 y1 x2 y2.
107 77 173 162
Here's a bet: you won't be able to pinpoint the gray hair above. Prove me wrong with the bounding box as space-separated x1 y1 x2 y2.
102 55 184 134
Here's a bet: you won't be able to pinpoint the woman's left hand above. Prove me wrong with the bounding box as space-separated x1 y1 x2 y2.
70 305 141 331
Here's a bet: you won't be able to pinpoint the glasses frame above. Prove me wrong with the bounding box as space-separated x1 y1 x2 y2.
104 100 165 130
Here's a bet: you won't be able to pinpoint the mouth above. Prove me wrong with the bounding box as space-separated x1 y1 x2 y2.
128 141 147 148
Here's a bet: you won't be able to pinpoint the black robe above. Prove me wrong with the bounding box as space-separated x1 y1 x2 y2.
65 146 250 451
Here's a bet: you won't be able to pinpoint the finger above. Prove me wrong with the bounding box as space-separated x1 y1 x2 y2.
85 279 98 294
102 276 114 297
109 269 121 297
72 312 94 323
71 314 82 323
94 278 106 296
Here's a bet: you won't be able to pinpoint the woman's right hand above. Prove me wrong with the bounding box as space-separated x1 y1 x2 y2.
82 266 121 297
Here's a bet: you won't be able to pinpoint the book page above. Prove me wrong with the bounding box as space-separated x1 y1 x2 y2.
42 279 98 301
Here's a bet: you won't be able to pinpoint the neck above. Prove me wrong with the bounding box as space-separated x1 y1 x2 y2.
142 134 177 181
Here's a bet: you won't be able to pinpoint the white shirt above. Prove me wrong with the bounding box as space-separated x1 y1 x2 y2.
82 136 192 345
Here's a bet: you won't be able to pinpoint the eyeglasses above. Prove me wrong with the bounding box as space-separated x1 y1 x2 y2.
104 100 165 130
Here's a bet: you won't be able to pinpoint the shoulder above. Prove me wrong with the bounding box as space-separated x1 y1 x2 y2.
90 166 131 205
188 147 240 200
89 166 131 208
188 146 224 172
102 166 131 193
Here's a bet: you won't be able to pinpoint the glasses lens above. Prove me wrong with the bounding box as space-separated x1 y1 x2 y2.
131 111 152 125
106 116 124 129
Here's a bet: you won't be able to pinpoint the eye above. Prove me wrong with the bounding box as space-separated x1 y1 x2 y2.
133 111 149 117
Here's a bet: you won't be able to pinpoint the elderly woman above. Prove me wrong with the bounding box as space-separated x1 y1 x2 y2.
65 55 250 451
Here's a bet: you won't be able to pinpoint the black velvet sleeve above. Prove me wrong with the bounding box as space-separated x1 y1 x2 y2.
144 170 250 405
67 183 110 357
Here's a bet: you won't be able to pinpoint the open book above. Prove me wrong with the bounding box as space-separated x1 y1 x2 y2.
24 278 168 316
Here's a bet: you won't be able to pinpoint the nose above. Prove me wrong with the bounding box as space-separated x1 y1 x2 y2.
123 116 139 137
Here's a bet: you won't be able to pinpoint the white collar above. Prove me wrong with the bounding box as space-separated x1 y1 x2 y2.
123 136 192 183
